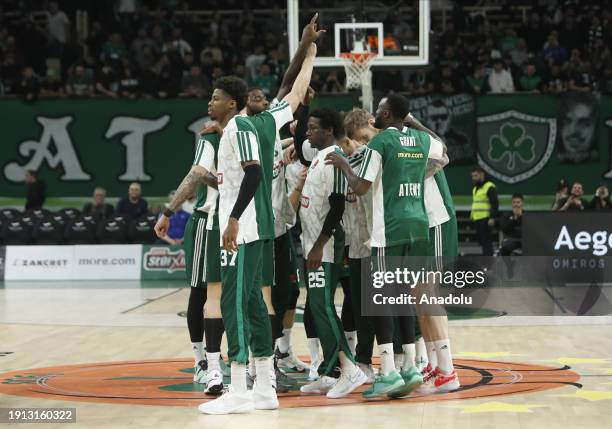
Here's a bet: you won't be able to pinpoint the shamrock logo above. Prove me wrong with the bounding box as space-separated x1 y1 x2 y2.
488 123 535 171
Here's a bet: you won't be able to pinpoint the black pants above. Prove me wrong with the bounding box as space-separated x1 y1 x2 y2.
474 219 494 256
500 238 522 256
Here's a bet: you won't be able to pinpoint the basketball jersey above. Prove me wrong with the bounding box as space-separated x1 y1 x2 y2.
342 144 372 259
358 127 445 247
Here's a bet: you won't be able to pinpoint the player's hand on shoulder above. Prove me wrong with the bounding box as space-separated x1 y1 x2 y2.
200 121 223 136
324 151 348 169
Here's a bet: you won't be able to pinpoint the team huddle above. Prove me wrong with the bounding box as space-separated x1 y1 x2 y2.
154 15 460 415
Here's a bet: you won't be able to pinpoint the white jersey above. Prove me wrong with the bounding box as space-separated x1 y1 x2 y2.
299 145 347 263
342 145 373 259
269 98 296 236
402 126 450 227
202 115 274 245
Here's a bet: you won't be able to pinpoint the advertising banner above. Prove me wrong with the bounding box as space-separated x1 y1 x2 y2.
141 245 186 280
4 246 74 280
73 245 141 280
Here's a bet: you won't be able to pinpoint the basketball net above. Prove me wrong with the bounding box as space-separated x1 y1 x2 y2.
340 52 376 112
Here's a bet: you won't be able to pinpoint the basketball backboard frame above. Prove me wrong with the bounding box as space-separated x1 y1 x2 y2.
287 0 430 67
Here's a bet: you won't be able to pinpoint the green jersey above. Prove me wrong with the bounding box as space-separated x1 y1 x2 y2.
358 127 445 247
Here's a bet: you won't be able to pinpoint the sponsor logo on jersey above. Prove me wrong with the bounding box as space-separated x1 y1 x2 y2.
398 152 424 159
346 191 357 203
143 247 186 273
217 172 224 184
399 136 417 147
300 195 310 208
398 183 421 197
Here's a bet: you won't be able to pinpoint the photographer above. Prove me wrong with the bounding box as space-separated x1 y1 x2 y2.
555 182 588 211
589 185 611 211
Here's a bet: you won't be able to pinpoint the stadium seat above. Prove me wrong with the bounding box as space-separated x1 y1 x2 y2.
26 208 52 220
59 207 81 220
64 216 97 244
0 208 21 221
97 219 128 244
2 218 32 245
32 218 63 245
128 217 156 244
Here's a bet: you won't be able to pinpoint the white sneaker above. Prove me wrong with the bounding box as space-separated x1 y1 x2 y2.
252 382 279 410
198 388 254 415
326 366 367 398
194 360 207 383
203 368 224 395
277 348 310 372
308 357 323 381
300 375 337 395
357 362 376 384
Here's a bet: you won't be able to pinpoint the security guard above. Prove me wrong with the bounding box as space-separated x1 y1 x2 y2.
470 167 498 256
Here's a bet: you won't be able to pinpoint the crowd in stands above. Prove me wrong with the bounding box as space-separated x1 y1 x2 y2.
1 1 611 100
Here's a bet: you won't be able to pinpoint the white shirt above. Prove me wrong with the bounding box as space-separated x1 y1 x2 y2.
47 11 69 44
488 69 515 93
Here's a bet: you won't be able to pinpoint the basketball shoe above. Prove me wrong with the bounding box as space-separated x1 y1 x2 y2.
326 365 367 398
300 376 337 394
275 347 309 372
198 387 253 415
203 367 224 395
362 370 404 398
194 359 208 383
387 367 423 399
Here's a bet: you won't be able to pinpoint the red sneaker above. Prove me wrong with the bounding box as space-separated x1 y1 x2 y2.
434 370 460 392
415 366 440 394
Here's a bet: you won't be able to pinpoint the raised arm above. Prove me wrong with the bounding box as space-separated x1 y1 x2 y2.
282 43 317 112
276 13 325 100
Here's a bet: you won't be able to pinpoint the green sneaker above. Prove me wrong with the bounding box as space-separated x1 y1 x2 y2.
387 367 423 399
362 370 404 398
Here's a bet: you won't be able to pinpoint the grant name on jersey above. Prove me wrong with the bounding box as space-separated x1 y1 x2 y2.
399 136 417 147
398 183 422 197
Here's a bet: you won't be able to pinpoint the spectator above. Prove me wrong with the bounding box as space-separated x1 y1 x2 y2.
587 16 604 54
498 27 519 53
500 193 523 256
65 65 94 97
153 54 178 98
40 68 64 97
409 69 433 95
130 28 158 69
95 62 119 97
24 170 45 210
118 64 141 98
245 45 266 82
18 66 40 101
252 63 278 96
465 64 490 94
46 1 70 57
321 71 344 93
116 182 148 220
543 32 568 65
102 33 128 65
157 190 190 245
509 38 529 67
518 64 542 92
470 167 498 256
551 179 569 210
433 65 458 94
544 63 567 93
555 182 588 211
163 28 192 60
568 61 595 92
589 185 611 211
488 59 515 93
83 187 114 221
179 65 208 97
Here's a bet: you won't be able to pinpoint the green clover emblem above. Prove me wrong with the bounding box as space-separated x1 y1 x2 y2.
488 123 535 170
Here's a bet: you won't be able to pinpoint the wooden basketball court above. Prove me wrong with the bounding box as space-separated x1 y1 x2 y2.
1 281 611 428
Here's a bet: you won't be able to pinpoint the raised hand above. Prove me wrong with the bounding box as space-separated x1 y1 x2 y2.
302 12 326 44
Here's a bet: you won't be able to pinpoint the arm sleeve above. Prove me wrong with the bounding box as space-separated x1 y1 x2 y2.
230 130 260 162
194 137 215 170
487 186 499 218
321 194 346 237
357 146 382 183
230 164 262 220
267 100 293 131
293 104 311 166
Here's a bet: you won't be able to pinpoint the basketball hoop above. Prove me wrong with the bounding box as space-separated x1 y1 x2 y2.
340 52 377 90
340 52 376 112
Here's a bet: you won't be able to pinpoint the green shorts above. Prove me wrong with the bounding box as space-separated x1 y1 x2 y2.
428 216 459 270
184 211 221 287
371 239 429 273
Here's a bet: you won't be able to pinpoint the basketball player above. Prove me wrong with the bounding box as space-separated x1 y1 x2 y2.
325 95 448 399
289 107 367 398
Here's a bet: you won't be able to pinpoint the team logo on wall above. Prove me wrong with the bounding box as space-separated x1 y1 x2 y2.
477 110 556 183
143 247 185 274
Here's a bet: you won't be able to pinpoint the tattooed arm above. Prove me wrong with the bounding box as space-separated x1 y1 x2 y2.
154 165 213 238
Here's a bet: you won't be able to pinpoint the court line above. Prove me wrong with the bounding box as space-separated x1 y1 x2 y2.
120 289 183 314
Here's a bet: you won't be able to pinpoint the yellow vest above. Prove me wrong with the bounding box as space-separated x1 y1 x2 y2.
471 181 495 221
